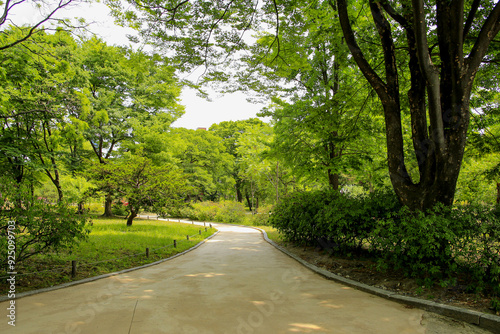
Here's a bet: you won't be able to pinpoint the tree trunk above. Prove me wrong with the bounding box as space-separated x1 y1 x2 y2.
103 194 113 217
327 169 339 191
127 208 137 226
77 201 85 215
335 0 500 211
245 193 252 212
235 179 243 202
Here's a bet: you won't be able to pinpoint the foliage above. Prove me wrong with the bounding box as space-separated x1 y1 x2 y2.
270 190 500 301
185 201 247 224
90 153 188 225
167 128 234 201
0 178 89 267
269 189 399 247
246 205 274 226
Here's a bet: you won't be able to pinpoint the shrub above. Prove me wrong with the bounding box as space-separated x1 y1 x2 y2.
246 205 274 226
268 189 500 305
0 179 89 268
112 201 129 216
215 201 246 224
182 200 247 224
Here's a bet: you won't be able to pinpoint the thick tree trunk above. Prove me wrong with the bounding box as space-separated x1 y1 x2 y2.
103 194 113 217
336 0 500 211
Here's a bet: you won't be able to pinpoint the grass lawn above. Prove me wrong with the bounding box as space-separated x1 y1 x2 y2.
0 216 215 295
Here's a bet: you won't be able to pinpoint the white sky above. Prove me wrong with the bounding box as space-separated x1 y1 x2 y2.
7 1 269 130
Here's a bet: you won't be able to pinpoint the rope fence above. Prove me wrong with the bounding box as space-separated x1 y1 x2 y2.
0 217 214 280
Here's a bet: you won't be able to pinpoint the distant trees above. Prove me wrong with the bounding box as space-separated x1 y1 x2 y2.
0 27 185 221
90 153 187 226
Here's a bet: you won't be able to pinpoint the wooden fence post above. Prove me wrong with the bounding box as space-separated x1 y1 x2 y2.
71 260 77 278
146 248 149 258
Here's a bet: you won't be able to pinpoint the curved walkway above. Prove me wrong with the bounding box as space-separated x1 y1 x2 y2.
0 223 490 334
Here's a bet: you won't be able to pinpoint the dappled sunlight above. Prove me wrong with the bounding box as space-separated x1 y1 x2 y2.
229 247 261 252
184 272 226 278
289 323 326 332
124 294 153 300
341 287 352 290
206 239 225 243
319 300 344 309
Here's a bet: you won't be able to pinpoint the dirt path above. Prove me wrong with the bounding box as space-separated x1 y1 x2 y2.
0 223 491 333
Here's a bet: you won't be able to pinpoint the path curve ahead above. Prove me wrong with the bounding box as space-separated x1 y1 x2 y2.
0 223 490 334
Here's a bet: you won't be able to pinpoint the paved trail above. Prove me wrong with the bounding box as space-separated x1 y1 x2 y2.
0 224 490 334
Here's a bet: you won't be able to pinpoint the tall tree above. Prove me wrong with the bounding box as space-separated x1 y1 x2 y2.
0 28 84 201
77 38 184 215
243 0 383 191
335 0 500 210
109 0 500 210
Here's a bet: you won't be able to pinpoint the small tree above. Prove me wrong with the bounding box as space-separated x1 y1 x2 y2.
91 154 188 226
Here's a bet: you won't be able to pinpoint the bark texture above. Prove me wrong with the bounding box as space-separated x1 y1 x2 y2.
336 0 500 211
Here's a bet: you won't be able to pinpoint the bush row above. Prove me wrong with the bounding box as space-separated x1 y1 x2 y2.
179 200 247 224
269 190 500 299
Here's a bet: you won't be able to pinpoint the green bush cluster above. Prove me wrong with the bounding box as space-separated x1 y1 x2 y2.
269 189 399 249
269 190 500 302
246 204 274 226
183 200 247 224
0 179 89 268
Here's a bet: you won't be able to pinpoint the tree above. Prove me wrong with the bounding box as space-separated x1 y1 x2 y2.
167 127 234 201
209 118 266 203
335 0 500 210
109 0 500 211
91 153 188 226
77 38 184 215
242 0 384 191
0 28 84 201
236 121 293 209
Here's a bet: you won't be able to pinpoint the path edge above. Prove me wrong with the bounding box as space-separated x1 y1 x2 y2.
253 226 500 334
0 230 219 303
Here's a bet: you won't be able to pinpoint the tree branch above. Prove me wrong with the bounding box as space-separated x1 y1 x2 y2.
411 0 445 152
463 0 481 40
0 0 75 51
334 0 388 102
465 0 500 82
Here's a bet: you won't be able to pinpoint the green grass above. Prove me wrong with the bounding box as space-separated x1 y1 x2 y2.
0 216 215 295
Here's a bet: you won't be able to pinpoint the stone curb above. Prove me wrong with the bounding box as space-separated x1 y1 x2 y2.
0 229 219 303
253 226 500 334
